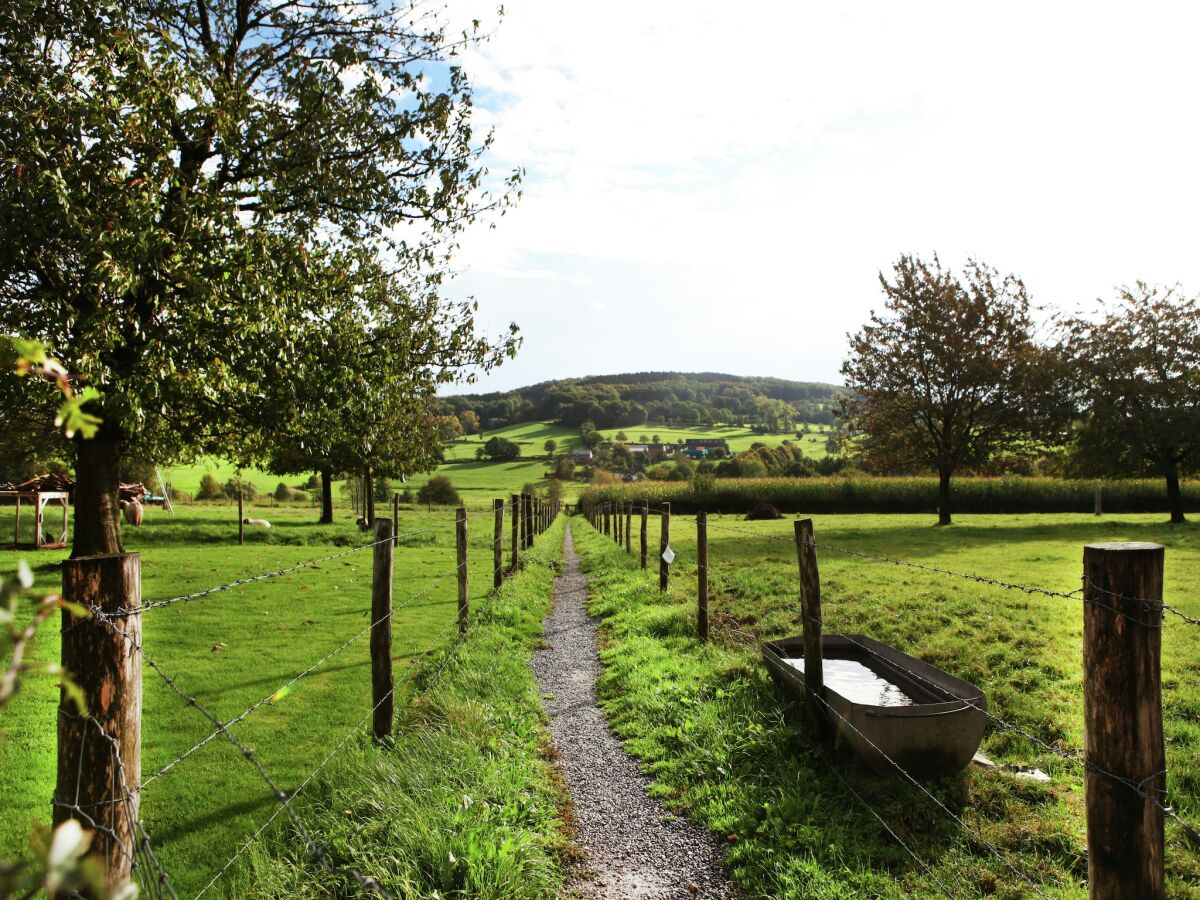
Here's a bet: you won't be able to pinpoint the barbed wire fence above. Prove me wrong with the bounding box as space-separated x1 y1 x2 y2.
51 493 562 898
577 497 1197 896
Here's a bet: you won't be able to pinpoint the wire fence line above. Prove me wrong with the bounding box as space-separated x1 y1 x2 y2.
50 497 560 898
579 506 1199 892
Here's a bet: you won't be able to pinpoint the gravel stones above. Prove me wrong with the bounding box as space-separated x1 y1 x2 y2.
534 526 736 900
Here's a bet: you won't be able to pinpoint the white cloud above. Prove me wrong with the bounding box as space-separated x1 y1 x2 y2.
438 0 1200 392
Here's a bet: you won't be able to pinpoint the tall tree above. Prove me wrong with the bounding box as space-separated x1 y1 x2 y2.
1062 284 1200 523
0 0 518 555
840 254 1060 525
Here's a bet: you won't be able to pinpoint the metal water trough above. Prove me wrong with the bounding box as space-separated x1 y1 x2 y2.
762 634 988 775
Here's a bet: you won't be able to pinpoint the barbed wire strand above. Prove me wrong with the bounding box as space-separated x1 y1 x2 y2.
194 611 469 898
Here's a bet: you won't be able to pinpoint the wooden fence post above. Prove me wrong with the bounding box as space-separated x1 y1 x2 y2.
659 501 671 592
525 493 534 548
371 518 394 739
615 501 621 544
697 510 709 642
795 519 824 722
519 493 528 550
238 487 244 545
493 498 504 591
1094 485 1103 517
640 500 648 569
511 494 520 571
56 553 142 890
1082 541 1165 900
392 493 399 545
625 501 632 555
456 507 469 634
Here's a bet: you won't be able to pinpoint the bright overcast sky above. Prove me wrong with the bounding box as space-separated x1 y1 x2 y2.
440 1 1200 394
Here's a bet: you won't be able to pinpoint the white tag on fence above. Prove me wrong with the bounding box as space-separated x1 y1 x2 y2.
662 546 675 565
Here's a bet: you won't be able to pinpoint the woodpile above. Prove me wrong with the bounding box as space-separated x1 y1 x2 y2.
0 473 74 492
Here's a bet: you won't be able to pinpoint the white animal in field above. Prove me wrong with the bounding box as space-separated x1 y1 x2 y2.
242 517 271 528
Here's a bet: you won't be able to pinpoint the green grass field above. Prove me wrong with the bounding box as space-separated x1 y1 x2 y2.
573 512 1200 897
0 501 561 897
442 420 835 462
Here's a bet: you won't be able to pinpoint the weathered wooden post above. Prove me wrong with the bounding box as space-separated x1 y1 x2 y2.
56 553 142 890
524 493 534 549
625 501 632 555
640 500 648 569
392 493 400 545
1082 541 1165 900
493 498 504 591
371 518 394 738
519 493 528 551
237 487 244 545
1094 485 1103 516
795 518 824 722
659 502 671 592
615 501 622 544
456 507 469 634
510 494 520 571
603 503 610 537
697 510 709 642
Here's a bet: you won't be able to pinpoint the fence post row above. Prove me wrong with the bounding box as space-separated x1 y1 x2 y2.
55 553 142 891
371 518 394 739
659 501 671 592
640 500 648 569
794 518 824 723
456 507 469 634
493 498 504 591
697 510 709 642
1082 541 1166 899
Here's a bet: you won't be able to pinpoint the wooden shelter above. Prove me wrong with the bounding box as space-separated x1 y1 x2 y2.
3 488 70 550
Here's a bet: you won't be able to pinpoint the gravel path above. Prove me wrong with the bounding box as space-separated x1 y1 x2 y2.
534 525 736 900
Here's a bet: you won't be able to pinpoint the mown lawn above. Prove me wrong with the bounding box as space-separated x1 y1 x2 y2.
573 512 1200 898
0 500 560 897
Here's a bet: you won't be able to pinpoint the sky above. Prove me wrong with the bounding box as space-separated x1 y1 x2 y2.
438 1 1200 394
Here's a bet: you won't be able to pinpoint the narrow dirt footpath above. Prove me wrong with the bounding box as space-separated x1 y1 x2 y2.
534 525 735 900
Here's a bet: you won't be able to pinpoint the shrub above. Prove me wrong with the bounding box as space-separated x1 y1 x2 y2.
746 502 782 520
399 488 415 503
417 475 461 506
196 473 223 500
483 436 520 460
274 482 293 501
224 477 258 501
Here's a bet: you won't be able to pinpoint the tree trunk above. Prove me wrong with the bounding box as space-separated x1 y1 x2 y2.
319 468 334 524
72 434 124 557
937 467 953 526
1165 468 1185 524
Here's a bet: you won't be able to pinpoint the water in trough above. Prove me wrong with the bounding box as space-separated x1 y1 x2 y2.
785 657 916 707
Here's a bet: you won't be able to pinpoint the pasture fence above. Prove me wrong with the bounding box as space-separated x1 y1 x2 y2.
52 493 561 896
577 498 1196 899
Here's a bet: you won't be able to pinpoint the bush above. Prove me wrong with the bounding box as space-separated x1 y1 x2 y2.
274 482 294 501
224 477 257 501
483 436 520 460
196 473 223 500
399 488 415 503
417 475 461 506
746 502 782 520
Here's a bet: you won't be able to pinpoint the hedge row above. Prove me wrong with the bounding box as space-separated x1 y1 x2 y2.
577 476 1198 515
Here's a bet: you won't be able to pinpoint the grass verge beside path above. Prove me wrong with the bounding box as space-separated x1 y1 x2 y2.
234 516 571 898
571 514 1200 899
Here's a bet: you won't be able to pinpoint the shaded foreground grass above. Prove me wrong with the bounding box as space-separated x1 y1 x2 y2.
234 516 570 897
572 512 1200 898
0 503 563 897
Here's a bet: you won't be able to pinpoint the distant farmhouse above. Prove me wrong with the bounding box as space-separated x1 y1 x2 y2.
626 443 675 459
680 438 728 459
572 449 595 462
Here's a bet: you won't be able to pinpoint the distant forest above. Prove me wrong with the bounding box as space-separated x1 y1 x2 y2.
441 372 845 430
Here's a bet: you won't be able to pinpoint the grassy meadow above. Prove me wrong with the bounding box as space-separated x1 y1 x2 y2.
572 511 1200 898
0 499 563 897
